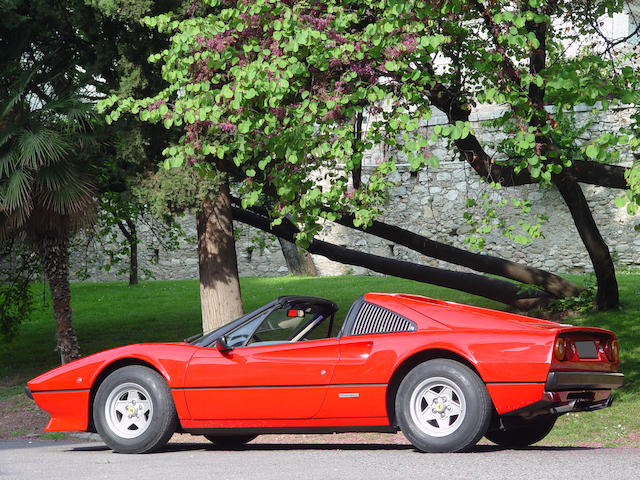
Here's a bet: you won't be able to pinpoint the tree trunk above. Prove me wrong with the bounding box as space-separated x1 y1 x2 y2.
553 175 619 309
127 219 138 286
117 219 138 286
352 111 363 190
38 234 80 364
277 237 318 276
232 207 552 310
197 181 244 332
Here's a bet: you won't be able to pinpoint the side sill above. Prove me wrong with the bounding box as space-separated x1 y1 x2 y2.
185 426 399 436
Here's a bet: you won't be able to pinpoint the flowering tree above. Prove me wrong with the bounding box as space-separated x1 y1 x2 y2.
103 0 640 311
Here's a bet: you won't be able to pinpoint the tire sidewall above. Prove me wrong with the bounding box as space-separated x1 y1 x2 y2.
94 365 176 453
485 415 557 447
204 434 258 448
395 359 491 453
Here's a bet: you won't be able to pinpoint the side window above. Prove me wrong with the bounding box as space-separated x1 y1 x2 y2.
252 308 308 343
302 314 334 341
224 303 338 348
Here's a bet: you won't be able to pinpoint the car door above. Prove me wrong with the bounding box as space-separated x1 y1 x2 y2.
183 339 339 420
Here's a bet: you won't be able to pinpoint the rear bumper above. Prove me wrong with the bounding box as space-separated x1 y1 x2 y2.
493 371 623 417
546 371 624 391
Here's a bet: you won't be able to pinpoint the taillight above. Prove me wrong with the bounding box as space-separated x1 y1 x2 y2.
604 339 619 363
554 337 568 361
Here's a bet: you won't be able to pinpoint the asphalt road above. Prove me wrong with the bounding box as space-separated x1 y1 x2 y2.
2 438 640 480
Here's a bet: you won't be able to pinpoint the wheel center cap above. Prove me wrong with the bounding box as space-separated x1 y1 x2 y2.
435 402 445 412
128 406 136 415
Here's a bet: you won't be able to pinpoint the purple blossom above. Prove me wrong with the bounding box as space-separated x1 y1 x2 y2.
186 1 200 17
219 122 237 133
147 99 167 112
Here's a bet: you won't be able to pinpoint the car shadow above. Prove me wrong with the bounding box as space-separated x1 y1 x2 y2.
70 442 598 454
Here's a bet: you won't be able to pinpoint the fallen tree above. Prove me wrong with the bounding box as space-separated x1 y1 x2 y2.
232 205 553 310
231 196 581 300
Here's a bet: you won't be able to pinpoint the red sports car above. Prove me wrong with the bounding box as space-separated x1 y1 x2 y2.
26 293 623 453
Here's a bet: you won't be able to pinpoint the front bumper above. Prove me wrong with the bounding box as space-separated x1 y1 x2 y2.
24 386 33 400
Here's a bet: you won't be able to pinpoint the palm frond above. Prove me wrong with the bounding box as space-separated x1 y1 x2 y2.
0 201 33 238
34 162 73 192
0 150 19 178
42 94 93 125
17 128 68 168
0 65 40 119
38 167 94 215
0 126 18 149
1 167 33 213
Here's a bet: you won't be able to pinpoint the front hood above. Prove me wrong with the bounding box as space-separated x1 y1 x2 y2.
27 343 198 392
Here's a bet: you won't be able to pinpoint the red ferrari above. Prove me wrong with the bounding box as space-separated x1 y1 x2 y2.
26 293 623 453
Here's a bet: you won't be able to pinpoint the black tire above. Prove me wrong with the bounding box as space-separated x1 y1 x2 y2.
93 365 178 454
395 359 492 453
485 415 557 447
204 434 258 448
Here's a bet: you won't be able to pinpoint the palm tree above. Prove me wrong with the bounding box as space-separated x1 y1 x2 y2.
0 71 95 364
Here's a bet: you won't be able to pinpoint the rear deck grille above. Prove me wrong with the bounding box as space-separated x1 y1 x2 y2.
351 302 416 335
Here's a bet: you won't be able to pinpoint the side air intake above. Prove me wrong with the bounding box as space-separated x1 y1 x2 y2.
351 302 416 335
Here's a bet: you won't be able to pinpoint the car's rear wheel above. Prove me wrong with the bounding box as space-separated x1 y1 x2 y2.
204 434 258 447
485 415 557 447
94 365 178 454
395 359 492 453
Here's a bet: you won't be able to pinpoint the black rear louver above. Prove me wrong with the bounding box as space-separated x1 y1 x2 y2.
351 302 416 335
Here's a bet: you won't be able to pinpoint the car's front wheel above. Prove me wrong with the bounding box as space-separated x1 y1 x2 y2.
204 434 258 448
485 415 557 447
93 365 178 453
395 359 492 453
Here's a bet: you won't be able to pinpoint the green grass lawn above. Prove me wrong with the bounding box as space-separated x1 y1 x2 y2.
1 273 639 446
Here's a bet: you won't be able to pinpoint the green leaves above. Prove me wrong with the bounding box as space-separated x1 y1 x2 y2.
585 144 599 159
100 0 640 248
221 84 234 99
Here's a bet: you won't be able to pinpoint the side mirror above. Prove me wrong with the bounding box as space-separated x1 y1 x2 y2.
215 336 231 352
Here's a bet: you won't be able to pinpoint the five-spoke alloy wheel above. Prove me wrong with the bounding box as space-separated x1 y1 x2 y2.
94 366 177 454
103 382 154 439
396 359 491 453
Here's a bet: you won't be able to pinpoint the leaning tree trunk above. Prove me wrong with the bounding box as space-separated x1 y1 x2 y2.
197 181 244 332
335 214 581 299
38 234 80 364
233 207 552 310
277 237 318 276
231 196 580 299
554 175 619 309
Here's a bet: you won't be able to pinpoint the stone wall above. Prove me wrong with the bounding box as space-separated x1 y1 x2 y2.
68 104 640 282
